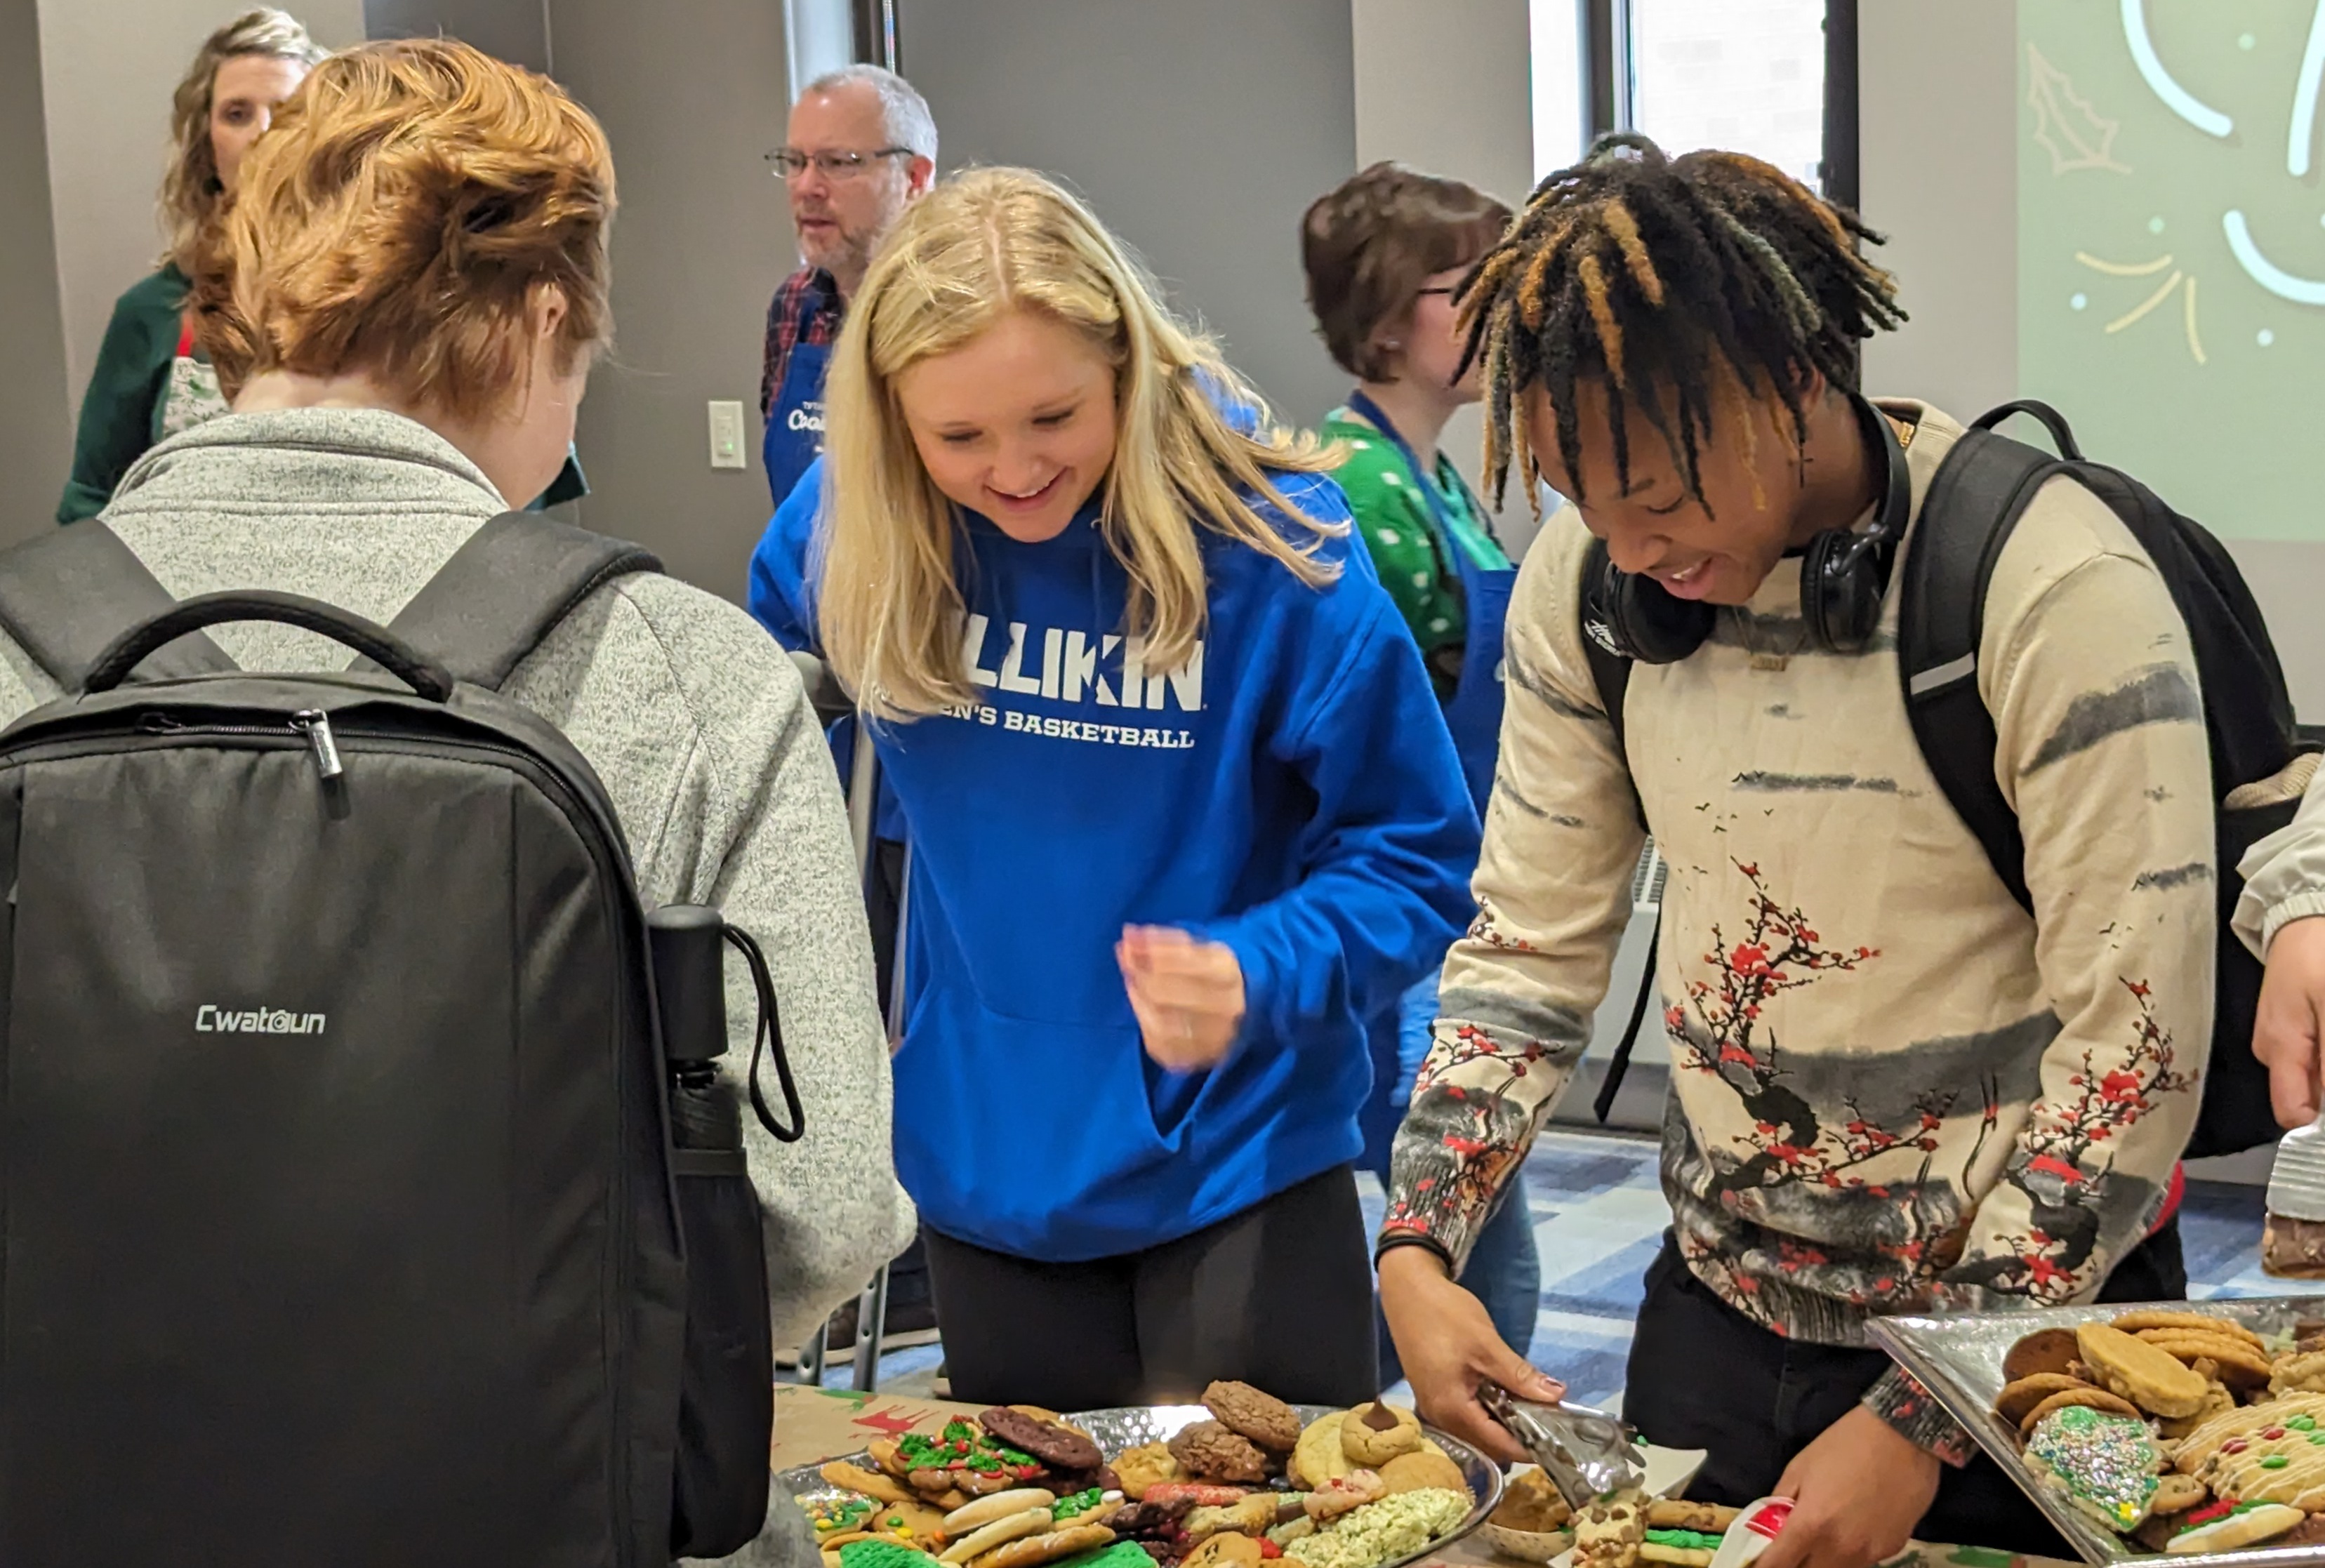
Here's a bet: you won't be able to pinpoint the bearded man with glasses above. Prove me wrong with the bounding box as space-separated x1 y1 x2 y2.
760 65 937 508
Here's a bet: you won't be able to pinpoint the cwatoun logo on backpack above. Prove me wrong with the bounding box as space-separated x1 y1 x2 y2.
194 1004 326 1035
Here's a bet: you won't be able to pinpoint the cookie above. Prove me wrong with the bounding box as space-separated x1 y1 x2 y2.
2157 1381 2237 1442
2108 1310 2267 1350
1113 1442 1185 1502
1340 1400 1425 1466
1186 1495 1290 1541
1379 1450 1471 1500
1292 1414 1356 1489
1995 1372 2095 1428
1169 1421 1270 1485
2025 1404 2163 1532
947 1492 1060 1535
2135 1331 2274 1389
1490 1470 1572 1536
972 1524 1116 1568
1304 1470 1389 1522
841 1540 946 1568
2274 1350 2325 1395
2076 1322 2209 1418
1640 1527 1724 1567
2150 1473 2208 1515
2165 1503 2307 1554
1573 1492 1648 1568
2003 1327 2084 1381
2190 1411 2325 1510
941 1508 1054 1564
828 1461 924 1508
1645 1501 1739 1534
1183 1535 1264 1568
982 1409 1104 1475
2018 1386 2142 1435
1203 1381 1301 1454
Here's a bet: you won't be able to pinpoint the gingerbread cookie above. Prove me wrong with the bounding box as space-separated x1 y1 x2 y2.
2025 1404 2162 1532
1169 1421 1271 1485
2003 1328 2084 1381
981 1409 1104 1475
1340 1400 1425 1466
1203 1381 1301 1454
2075 1322 2208 1417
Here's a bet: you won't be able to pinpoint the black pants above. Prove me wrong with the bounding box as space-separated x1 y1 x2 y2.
923 1166 1379 1411
1623 1223 2187 1558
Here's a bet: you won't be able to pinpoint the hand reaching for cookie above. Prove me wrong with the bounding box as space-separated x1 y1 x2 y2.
1119 926 1245 1072
1754 1407 1938 1568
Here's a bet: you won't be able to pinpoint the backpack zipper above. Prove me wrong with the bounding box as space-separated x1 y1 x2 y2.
138 710 343 781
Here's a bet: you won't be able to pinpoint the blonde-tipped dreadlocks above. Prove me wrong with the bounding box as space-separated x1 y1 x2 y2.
1461 133 1905 514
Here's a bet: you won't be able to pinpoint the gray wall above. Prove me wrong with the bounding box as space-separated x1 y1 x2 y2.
363 0 547 71
550 0 797 596
36 0 368 416
3 0 72 547
897 0 1359 428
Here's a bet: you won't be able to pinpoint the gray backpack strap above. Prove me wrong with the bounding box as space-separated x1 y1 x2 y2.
0 522 236 690
375 512 661 691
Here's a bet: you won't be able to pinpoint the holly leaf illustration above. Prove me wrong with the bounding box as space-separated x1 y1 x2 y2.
2028 43 2131 175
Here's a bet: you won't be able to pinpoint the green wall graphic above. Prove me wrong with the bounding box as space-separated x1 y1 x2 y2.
2019 0 2325 541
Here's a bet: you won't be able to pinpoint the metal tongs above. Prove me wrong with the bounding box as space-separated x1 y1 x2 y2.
1479 1383 1648 1508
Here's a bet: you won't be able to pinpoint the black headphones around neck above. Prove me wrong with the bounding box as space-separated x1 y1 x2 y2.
1581 395 1912 665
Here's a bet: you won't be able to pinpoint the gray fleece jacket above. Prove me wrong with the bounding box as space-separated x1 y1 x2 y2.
5 407 915 1357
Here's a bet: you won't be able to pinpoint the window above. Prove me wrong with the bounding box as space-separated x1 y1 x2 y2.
1532 0 1831 187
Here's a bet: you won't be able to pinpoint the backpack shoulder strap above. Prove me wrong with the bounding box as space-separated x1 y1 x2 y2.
378 512 662 691
0 521 236 690
1577 537 1636 766
1896 424 2065 915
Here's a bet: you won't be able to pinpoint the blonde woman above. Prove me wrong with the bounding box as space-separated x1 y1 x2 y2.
55 10 327 524
751 167 1478 1409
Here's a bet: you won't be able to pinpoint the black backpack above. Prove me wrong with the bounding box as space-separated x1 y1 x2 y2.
0 514 797 1565
1584 401 2313 1160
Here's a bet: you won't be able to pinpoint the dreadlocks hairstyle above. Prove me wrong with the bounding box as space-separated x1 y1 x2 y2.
1458 133 1905 514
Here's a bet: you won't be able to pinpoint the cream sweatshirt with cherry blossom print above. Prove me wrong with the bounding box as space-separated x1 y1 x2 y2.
1380 401 2214 1459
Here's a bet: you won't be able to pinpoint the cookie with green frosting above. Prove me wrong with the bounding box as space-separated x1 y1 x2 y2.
2026 1404 2161 1533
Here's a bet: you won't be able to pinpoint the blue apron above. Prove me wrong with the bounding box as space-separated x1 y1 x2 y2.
1344 392 1514 814
762 282 837 509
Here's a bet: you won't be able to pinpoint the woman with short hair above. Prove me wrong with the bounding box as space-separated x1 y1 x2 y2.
1300 163 1537 1379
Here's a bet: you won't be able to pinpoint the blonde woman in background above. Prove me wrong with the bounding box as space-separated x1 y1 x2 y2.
776 166 1479 1409
55 9 326 524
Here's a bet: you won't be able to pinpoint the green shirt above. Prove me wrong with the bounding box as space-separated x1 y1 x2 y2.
57 265 590 525
1321 406 1509 691
59 266 193 525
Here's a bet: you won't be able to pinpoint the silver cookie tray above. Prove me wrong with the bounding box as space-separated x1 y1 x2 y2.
776 1402 1506 1568
1869 1297 2325 1568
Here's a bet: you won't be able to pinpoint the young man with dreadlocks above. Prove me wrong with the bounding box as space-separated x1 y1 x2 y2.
1377 136 2211 1567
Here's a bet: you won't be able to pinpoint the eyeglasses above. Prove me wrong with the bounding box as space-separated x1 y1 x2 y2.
766 147 915 182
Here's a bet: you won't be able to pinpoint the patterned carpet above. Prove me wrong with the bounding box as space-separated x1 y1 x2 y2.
830 1129 2298 1401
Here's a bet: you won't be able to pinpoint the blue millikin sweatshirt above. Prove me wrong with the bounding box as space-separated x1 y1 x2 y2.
750 461 1478 1259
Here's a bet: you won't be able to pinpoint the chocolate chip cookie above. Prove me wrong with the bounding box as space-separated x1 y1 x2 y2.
1202 1381 1301 1454
980 1407 1103 1474
1168 1419 1270 1484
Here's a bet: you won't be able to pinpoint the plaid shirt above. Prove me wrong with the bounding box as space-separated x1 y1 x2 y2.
760 266 844 423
